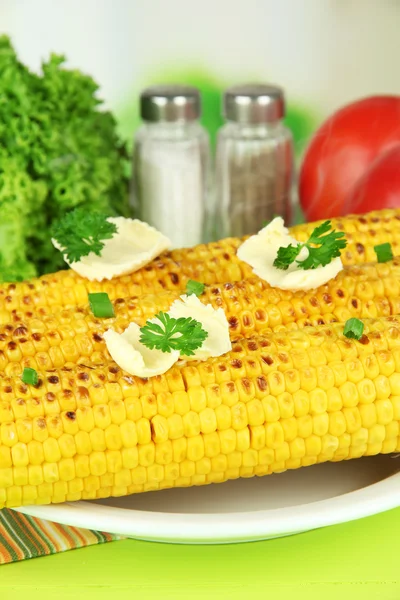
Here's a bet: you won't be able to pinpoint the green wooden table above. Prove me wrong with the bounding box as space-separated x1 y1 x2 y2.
1 507 399 599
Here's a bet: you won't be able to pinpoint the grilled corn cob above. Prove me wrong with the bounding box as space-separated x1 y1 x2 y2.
1 315 400 508
1 258 400 375
1 208 400 314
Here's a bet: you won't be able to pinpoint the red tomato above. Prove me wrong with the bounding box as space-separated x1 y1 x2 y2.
344 145 400 214
299 96 400 221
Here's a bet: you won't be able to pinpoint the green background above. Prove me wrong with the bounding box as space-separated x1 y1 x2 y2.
1 506 400 599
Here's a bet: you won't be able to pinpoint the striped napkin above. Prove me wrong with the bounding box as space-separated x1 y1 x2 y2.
0 508 121 564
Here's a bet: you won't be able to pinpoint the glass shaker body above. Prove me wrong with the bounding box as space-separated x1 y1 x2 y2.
131 86 210 249
215 85 294 239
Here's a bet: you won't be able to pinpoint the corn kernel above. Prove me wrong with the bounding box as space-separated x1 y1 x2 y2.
204 432 221 457
343 407 362 434
305 435 322 456
155 440 173 465
199 408 217 434
265 422 284 449
262 396 280 422
277 392 294 419
328 412 347 437
172 438 187 463
235 428 250 452
215 404 231 430
151 415 169 443
136 418 151 445
167 414 184 439
368 424 386 444
219 428 237 454
183 411 201 437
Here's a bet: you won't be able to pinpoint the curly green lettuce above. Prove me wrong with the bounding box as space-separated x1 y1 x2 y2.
0 35 130 279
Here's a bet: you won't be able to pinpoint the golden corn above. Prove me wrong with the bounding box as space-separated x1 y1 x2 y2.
2 258 400 373
0 207 399 315
1 315 400 508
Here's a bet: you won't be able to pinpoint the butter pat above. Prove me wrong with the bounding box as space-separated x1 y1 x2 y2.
104 294 232 378
168 294 232 361
52 217 171 282
237 217 343 291
104 323 179 378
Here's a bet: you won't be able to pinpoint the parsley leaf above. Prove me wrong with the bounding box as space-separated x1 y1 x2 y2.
139 312 208 356
343 318 364 341
51 208 117 263
21 367 39 386
185 280 205 296
273 220 347 271
273 244 302 270
374 242 393 263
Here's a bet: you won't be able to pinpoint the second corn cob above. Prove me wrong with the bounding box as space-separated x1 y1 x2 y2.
1 258 400 374
1 315 400 508
1 207 400 314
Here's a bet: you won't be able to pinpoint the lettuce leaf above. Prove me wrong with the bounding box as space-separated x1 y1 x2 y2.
0 35 130 279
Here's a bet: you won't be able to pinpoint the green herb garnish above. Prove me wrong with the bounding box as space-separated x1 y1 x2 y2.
273 221 347 271
139 312 208 356
88 292 115 318
22 367 39 386
52 208 117 263
374 243 393 263
185 280 205 297
343 318 364 341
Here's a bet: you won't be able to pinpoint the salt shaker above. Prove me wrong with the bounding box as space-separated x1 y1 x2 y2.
215 84 294 238
131 85 210 248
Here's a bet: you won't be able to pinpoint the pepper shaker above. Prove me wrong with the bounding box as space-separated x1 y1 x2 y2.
215 84 294 238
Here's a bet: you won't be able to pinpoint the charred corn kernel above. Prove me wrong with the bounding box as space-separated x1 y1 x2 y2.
3 316 400 507
136 418 151 445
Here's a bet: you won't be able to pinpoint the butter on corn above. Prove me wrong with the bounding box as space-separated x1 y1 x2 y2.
1 315 400 508
237 217 343 291
168 294 231 361
53 217 171 282
104 294 231 376
103 324 180 378
1 208 400 315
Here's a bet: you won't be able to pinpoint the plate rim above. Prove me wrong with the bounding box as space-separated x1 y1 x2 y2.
13 469 400 544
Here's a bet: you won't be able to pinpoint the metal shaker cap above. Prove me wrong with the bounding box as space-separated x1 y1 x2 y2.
223 84 285 124
140 85 201 122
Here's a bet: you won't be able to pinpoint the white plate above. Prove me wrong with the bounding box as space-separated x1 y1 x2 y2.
15 456 400 544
